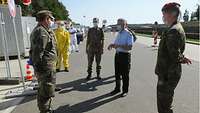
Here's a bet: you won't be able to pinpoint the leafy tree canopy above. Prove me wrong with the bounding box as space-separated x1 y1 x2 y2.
15 0 70 21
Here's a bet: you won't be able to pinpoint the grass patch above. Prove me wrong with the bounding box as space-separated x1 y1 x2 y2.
186 38 200 45
136 33 200 45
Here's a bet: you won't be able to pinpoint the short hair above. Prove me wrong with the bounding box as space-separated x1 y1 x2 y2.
93 18 99 23
117 18 127 26
162 2 181 19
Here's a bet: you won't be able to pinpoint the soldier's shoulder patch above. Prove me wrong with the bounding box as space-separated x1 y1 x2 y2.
34 27 48 37
167 29 181 39
36 26 45 32
168 29 179 35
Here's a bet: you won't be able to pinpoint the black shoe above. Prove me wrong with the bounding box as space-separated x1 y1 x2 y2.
47 108 54 113
110 89 120 95
56 69 60 72
121 92 128 97
86 75 91 80
64 68 69 72
42 107 54 113
55 87 62 91
47 109 54 113
96 76 102 80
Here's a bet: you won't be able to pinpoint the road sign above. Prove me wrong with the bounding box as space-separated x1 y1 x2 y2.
8 0 16 17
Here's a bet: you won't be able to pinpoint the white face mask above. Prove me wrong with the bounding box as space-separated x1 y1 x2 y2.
62 26 66 30
116 25 123 31
93 23 98 27
49 20 55 28
66 27 70 30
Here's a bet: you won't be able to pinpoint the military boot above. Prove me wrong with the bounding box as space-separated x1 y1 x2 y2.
96 72 102 80
86 73 92 80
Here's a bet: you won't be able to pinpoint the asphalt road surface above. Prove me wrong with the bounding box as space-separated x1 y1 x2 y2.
11 33 199 113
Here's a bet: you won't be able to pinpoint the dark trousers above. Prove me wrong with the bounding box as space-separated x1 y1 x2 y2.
114 52 131 93
157 74 181 113
87 51 102 75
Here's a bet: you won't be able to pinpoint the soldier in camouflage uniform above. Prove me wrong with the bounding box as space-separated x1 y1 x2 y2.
30 10 57 113
86 18 104 80
155 3 192 113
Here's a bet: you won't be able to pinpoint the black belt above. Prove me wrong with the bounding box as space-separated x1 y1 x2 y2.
116 52 131 55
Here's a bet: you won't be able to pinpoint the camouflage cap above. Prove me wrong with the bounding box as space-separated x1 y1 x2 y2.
93 18 99 23
36 10 55 21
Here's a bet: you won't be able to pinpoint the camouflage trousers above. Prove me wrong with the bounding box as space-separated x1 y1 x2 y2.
157 73 181 113
87 51 102 75
36 71 56 113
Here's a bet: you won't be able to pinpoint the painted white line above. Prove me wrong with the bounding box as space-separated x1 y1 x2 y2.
0 97 24 113
0 82 34 113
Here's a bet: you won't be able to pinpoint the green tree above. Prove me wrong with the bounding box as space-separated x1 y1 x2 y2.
190 4 199 21
183 9 189 22
196 5 199 20
15 0 70 20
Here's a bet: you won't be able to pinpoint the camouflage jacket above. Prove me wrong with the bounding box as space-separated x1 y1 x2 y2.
30 24 57 72
86 27 104 53
155 22 186 76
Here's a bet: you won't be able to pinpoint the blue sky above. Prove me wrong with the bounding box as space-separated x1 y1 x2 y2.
60 0 199 26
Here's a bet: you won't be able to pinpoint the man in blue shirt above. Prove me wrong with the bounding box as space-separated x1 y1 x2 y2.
108 18 134 97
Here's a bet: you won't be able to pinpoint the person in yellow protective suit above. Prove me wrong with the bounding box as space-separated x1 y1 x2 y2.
54 21 70 72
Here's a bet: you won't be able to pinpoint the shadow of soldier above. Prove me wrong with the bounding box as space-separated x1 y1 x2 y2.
54 92 121 113
57 75 115 94
0 95 36 111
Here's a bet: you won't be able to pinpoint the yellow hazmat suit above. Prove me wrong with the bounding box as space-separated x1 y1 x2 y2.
54 27 70 71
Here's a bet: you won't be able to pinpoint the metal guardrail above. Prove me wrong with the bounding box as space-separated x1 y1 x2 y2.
185 33 199 35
